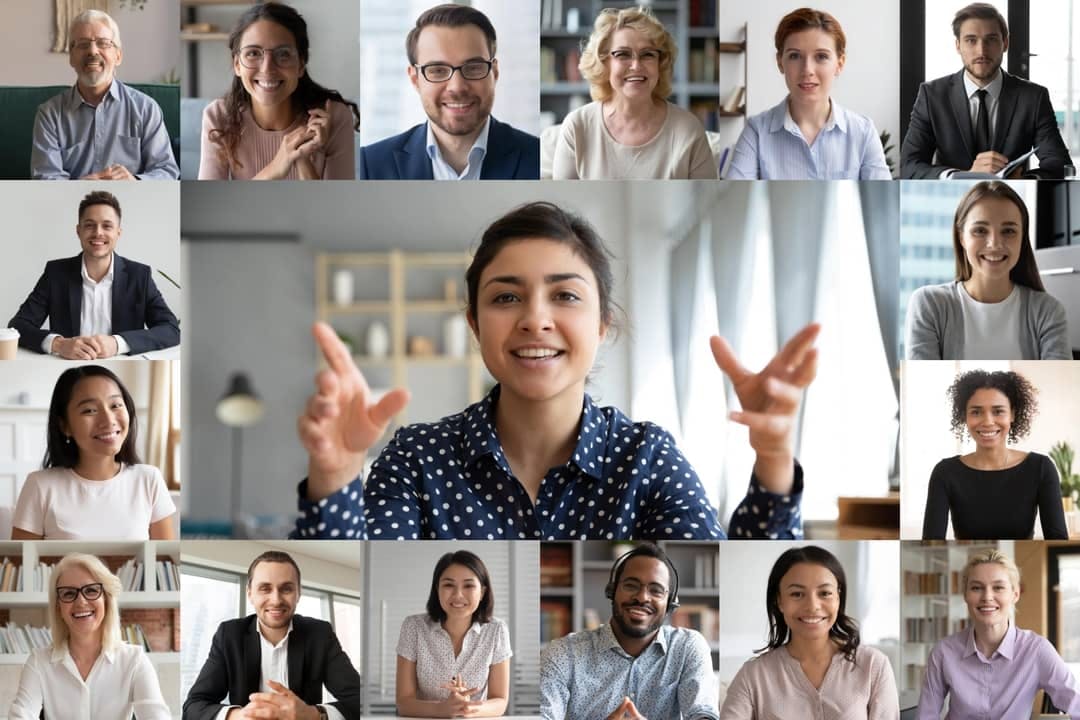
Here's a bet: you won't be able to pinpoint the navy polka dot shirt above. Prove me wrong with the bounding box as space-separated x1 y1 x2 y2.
292 386 803 540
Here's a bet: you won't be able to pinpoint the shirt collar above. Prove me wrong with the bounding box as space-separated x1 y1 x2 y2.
82 254 115 286
963 621 1016 660
68 78 121 110
964 68 1003 102
425 117 491 166
771 97 846 136
255 619 294 649
52 640 115 666
600 619 670 656
461 385 607 482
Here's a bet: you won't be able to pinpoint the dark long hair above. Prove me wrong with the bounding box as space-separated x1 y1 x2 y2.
953 181 1044 291
208 3 361 171
760 546 860 663
43 366 140 469
425 550 494 624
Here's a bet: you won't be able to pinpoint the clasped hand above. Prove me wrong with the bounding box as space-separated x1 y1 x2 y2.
268 101 332 179
229 680 318 719
438 675 482 717
52 334 118 360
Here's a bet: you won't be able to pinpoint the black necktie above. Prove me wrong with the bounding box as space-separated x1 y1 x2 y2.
974 89 991 154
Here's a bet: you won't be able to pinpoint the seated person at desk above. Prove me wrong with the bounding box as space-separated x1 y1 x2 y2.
540 543 718 720
7 190 180 359
183 550 362 720
31 9 178 180
359 4 540 180
900 3 1072 179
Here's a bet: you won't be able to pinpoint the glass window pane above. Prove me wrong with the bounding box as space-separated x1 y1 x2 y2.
181 569 241 701
1030 1 1080 157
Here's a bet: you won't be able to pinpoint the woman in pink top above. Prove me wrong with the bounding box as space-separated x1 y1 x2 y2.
721 546 898 719
199 3 359 180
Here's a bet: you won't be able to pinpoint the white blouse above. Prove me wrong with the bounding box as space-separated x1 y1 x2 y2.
396 613 512 701
9 642 170 719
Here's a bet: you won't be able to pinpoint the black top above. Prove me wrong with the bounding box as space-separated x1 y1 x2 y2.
921 452 1069 540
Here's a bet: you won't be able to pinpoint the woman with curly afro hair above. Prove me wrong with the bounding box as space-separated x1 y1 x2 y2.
921 369 1068 539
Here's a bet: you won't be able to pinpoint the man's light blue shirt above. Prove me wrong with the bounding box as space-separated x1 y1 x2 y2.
540 622 719 720
727 97 891 180
425 116 490 180
31 80 178 180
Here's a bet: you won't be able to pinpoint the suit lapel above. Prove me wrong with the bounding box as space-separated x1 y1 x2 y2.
110 254 127 331
394 125 435 180
949 70 975 161
995 72 1019 152
287 623 306 696
480 117 518 180
243 620 261 701
67 255 82 338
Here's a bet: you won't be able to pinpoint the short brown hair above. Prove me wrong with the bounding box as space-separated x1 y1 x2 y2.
774 8 846 57
78 190 121 223
406 4 497 66
952 3 1009 41
247 551 302 588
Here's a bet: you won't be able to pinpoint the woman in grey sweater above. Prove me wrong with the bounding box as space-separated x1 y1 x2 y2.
905 181 1069 360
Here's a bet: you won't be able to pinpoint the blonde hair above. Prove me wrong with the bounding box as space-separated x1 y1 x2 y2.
578 7 676 103
69 9 122 50
50 553 123 654
960 549 1021 594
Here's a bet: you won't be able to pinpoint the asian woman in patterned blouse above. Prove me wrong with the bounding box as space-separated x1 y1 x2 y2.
292 201 820 540
396 550 510 718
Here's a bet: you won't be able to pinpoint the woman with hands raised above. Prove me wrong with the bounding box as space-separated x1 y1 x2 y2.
199 2 359 180
294 201 819 540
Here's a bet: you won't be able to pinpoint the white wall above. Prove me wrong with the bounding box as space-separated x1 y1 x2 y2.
0 181 182 331
0 0 180 85
717 0 900 160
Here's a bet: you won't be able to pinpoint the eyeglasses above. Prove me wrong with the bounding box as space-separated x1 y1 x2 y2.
608 48 662 64
237 45 300 69
619 579 668 600
414 59 494 83
56 583 104 603
71 38 117 52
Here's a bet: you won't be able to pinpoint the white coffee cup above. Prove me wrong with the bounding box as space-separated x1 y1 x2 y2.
0 328 18 360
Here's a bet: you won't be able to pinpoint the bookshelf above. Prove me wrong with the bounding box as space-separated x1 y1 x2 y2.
539 0 721 129
900 540 1008 694
180 0 259 97
540 541 719 663
0 541 180 666
314 251 486 428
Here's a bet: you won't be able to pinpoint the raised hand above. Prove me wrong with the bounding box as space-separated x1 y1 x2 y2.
297 321 410 501
710 323 820 494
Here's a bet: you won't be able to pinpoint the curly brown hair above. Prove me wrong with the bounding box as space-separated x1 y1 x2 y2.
947 370 1037 442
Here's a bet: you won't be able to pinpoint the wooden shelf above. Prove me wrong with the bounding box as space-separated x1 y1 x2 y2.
180 32 230 42
837 494 899 539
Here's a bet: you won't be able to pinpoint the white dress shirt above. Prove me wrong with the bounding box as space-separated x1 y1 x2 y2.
426 116 490 180
9 642 169 719
42 253 131 355
214 620 345 720
965 69 1003 142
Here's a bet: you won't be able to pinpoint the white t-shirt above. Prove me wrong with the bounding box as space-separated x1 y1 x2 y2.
396 613 512 701
960 284 1025 360
13 464 175 539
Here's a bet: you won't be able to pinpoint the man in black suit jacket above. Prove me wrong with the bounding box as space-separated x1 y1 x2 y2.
7 190 179 358
183 551 361 720
359 4 539 180
901 2 1072 179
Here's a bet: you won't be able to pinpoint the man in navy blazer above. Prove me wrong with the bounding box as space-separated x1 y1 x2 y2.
8 190 179 358
901 3 1072 179
359 4 539 180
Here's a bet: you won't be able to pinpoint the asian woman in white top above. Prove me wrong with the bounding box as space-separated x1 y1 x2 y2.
9 553 170 719
396 550 511 718
905 181 1069 360
11 365 176 540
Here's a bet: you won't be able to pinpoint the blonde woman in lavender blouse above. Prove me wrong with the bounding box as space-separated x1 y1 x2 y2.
720 546 898 720
918 549 1080 719
199 3 358 180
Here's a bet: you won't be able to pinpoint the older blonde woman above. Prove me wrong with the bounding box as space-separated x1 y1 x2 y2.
552 7 717 179
9 553 170 719
917 550 1080 719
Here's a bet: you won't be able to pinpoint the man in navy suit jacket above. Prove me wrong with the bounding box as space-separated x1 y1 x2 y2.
8 190 179 358
359 4 539 180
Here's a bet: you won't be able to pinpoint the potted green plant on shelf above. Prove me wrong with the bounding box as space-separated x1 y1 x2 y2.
1049 441 1080 511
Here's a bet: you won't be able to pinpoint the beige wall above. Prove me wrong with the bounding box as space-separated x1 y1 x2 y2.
0 0 180 85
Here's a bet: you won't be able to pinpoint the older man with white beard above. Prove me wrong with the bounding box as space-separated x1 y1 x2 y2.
31 9 178 180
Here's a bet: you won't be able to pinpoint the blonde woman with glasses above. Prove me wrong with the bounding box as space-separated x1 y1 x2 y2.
9 553 170 719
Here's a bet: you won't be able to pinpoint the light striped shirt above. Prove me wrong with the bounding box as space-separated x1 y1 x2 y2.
727 97 891 180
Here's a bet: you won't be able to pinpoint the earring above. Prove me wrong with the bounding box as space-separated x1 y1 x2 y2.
65 435 72 445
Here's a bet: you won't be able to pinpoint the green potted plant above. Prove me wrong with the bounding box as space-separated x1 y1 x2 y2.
1049 442 1080 511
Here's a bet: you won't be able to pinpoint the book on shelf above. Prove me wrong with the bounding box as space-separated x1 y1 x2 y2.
690 0 718 28
540 545 572 587
692 551 718 589
116 558 144 592
721 86 745 114
0 622 51 654
121 623 152 651
903 570 960 595
671 604 719 641
540 600 571 643
690 101 720 132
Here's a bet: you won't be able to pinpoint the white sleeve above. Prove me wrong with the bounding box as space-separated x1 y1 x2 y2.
147 466 177 523
12 472 46 536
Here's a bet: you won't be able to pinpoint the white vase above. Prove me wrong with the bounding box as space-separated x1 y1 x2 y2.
444 314 468 358
366 321 390 358
332 270 354 306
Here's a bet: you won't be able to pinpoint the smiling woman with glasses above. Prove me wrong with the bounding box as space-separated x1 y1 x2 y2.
8 553 170 719
551 6 718 179
199 2 361 180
